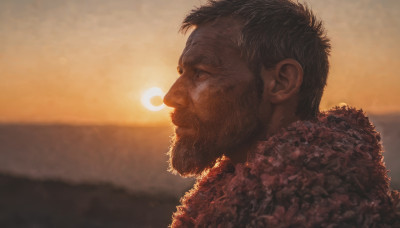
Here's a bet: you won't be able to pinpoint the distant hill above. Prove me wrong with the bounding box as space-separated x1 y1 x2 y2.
0 172 178 228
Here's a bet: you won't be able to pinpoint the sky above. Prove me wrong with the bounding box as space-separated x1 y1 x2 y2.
0 0 399 125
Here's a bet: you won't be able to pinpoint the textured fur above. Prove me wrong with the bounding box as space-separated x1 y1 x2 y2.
171 107 400 227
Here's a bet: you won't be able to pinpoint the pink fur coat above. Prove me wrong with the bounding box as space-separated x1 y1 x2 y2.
171 107 400 227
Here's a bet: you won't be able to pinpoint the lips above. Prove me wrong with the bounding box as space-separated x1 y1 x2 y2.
170 109 199 136
171 109 198 128
171 119 192 129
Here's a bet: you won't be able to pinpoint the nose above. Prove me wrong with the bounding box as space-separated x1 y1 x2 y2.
163 77 189 108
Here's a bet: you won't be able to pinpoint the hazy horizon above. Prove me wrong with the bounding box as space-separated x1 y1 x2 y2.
1 111 399 126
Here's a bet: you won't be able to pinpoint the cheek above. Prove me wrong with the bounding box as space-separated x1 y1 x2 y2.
191 81 209 102
189 80 240 122
189 81 216 121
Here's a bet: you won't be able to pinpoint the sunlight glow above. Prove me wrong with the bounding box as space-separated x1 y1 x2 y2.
141 87 166 111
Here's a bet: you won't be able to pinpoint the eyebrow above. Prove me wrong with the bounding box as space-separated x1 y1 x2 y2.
181 54 222 69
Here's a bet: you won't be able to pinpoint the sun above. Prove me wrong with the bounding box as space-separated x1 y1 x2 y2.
141 87 166 111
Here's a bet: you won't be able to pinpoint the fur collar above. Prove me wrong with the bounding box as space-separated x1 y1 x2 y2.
171 107 400 227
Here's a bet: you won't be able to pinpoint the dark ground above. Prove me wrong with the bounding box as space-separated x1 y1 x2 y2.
0 173 179 228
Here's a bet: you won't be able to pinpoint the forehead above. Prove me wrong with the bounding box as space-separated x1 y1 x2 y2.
179 18 243 65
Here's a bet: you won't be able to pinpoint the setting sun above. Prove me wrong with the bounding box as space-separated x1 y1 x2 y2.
141 87 166 111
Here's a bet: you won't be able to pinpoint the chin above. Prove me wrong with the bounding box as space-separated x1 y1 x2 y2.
168 133 222 177
168 120 261 177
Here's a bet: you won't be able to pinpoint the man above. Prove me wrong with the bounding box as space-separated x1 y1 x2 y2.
163 0 400 227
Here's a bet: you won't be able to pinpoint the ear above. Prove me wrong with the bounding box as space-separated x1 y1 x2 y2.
261 59 303 104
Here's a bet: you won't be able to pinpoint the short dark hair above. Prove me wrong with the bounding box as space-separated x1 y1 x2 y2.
181 0 331 119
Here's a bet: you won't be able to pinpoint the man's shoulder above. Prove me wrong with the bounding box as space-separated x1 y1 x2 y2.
250 106 387 192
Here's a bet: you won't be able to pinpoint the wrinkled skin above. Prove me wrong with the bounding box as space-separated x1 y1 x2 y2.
164 18 263 176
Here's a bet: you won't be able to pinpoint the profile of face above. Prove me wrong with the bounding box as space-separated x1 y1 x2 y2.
163 19 263 176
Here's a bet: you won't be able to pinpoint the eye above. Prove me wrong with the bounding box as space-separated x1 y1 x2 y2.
194 69 211 80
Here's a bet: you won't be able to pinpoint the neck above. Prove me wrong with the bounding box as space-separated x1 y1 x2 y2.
265 109 300 137
227 140 257 164
228 106 300 164
226 126 266 164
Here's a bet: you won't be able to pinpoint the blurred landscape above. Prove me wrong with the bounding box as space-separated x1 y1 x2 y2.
0 113 399 227
0 124 194 228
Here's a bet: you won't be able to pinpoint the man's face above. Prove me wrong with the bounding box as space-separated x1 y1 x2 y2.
164 19 263 176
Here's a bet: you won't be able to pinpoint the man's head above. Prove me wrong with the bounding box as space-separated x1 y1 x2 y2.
164 0 331 176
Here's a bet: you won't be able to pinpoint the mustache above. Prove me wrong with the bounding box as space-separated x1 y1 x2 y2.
170 108 200 129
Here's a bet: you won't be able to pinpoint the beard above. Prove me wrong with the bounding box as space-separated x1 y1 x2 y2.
168 83 262 177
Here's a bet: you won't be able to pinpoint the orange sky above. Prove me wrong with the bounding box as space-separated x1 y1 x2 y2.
1 0 399 125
